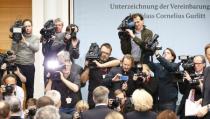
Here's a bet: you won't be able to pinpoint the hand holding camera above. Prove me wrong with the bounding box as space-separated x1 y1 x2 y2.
112 74 121 82
184 71 191 81
65 33 71 40
1 84 15 96
112 74 129 82
71 38 79 48
125 29 135 38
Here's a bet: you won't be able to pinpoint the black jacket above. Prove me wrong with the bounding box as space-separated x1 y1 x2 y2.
81 105 112 119
125 110 157 119
119 25 153 63
146 56 179 102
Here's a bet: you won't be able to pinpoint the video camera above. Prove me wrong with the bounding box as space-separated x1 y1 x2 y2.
28 108 37 117
40 20 56 40
174 55 202 87
46 60 65 80
65 24 79 40
9 20 26 42
118 14 134 31
143 34 162 56
85 43 100 68
0 50 16 65
1 84 15 96
0 51 17 73
175 55 195 79
118 15 135 50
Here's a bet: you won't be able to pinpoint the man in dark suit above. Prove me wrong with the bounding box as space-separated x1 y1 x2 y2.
80 86 112 119
196 44 210 119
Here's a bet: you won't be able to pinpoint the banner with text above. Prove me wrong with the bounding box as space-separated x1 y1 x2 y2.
74 0 210 63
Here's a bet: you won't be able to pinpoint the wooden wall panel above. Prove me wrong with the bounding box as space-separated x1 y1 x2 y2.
0 0 31 52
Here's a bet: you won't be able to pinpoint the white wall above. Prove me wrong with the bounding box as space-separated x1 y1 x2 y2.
32 0 69 98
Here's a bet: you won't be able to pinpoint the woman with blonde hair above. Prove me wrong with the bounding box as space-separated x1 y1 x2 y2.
73 100 89 119
125 89 157 119
105 111 124 119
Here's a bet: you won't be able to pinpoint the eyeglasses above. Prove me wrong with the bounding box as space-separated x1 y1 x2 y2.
194 63 203 65
24 25 32 27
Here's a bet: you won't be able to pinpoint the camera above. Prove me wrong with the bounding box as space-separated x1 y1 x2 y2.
0 53 8 66
6 63 17 73
85 43 100 68
118 14 135 54
10 20 26 42
46 60 65 80
179 55 194 74
28 108 37 117
1 84 15 96
133 64 148 82
174 55 198 84
174 55 195 79
143 34 162 56
118 14 134 31
64 24 79 51
65 24 79 40
0 51 16 66
109 97 120 109
0 51 17 73
40 20 56 40
9 20 26 42
188 73 203 87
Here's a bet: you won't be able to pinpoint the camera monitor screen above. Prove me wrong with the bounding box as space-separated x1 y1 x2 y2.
13 27 22 33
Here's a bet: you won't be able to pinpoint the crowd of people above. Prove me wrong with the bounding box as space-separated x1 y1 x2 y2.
0 13 210 119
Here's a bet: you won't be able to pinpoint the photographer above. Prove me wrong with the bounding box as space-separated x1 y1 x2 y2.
11 19 39 101
41 19 80 85
45 50 81 114
0 51 26 87
145 48 179 112
1 64 26 88
103 54 135 98
64 24 80 62
80 43 120 109
195 44 210 119
118 13 153 63
177 55 205 119
1 74 24 117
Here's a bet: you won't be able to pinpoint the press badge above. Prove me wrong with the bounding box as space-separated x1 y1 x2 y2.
102 75 106 79
66 97 72 104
